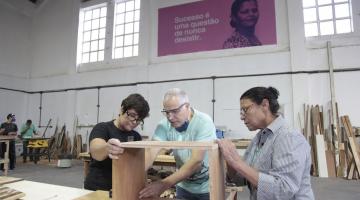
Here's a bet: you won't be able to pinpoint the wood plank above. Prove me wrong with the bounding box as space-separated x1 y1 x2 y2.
0 177 23 185
225 186 243 192
112 148 145 200
154 155 175 163
325 150 336 177
337 148 346 177
348 138 360 176
208 147 225 200
74 190 177 200
304 104 309 141
341 116 360 175
310 135 317 176
347 159 355 180
315 134 328 177
119 141 218 150
231 139 251 149
0 136 17 140
0 187 25 200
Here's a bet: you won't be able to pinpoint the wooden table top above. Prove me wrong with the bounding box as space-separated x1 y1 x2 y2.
0 135 16 140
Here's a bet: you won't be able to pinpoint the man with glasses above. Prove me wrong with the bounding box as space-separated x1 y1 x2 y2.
139 88 216 200
84 93 150 191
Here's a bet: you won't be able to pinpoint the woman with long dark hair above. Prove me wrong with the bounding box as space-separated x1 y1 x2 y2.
217 87 314 199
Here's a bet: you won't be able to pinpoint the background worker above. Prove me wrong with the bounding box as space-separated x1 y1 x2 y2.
20 119 39 163
0 113 18 170
84 93 150 191
139 88 217 200
217 87 314 200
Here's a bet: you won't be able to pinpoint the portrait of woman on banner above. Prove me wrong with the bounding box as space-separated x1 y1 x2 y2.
223 0 262 49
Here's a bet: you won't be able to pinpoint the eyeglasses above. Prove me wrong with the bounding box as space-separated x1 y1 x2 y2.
240 104 254 116
125 111 144 125
161 103 188 116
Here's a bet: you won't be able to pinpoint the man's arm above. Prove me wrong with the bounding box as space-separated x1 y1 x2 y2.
217 139 259 187
162 149 204 186
20 125 29 135
33 125 39 136
145 148 161 171
139 149 205 199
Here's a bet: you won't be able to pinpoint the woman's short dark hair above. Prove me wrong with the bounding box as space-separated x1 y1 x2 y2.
240 87 280 115
230 0 258 28
121 93 150 120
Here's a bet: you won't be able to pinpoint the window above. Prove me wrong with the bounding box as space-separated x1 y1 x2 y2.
78 4 107 64
113 0 140 58
302 0 353 37
77 0 141 67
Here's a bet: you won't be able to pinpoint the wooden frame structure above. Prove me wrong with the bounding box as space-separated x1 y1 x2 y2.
112 141 225 200
0 135 16 176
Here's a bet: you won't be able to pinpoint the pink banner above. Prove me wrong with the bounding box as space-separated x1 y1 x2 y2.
158 0 276 56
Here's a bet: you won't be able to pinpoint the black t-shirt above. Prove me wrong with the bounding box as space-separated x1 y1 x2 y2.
0 122 18 135
84 120 142 191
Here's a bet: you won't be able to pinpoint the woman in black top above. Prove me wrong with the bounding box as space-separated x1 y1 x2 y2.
84 94 150 191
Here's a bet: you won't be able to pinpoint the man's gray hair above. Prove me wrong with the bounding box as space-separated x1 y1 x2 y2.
163 88 189 104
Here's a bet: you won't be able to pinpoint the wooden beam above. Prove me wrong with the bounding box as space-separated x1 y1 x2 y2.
347 159 355 180
208 147 225 200
341 116 360 176
315 134 328 177
325 150 336 177
119 141 218 150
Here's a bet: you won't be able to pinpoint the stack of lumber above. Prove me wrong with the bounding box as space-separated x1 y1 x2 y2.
0 187 25 200
72 135 83 159
302 105 329 177
301 104 360 179
48 125 72 159
340 116 360 179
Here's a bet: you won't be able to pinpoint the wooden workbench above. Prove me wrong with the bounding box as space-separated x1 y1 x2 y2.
0 135 16 176
4 180 92 200
74 190 177 200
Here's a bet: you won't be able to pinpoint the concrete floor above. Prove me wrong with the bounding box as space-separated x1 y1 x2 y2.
3 158 360 199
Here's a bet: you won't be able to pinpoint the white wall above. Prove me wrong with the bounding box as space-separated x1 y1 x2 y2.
30 0 78 77
0 2 32 79
0 2 32 124
0 0 359 142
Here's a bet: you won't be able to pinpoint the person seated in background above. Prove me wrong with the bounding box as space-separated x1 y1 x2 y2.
139 88 217 200
217 87 314 200
0 113 18 170
20 119 39 163
84 93 150 191
223 0 262 49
